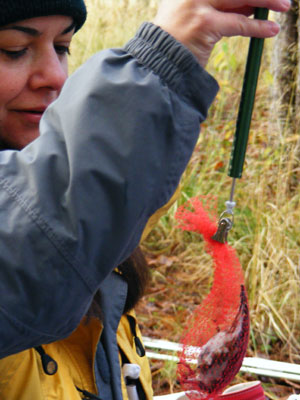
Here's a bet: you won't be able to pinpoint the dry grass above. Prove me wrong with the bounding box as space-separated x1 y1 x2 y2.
69 1 300 396
69 0 158 72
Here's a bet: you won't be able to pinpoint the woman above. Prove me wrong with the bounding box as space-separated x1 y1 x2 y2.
0 3 152 398
0 4 172 398
0 0 288 399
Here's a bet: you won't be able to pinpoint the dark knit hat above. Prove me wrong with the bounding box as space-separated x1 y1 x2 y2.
0 0 87 32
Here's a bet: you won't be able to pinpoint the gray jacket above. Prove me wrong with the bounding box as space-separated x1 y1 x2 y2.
0 22 218 363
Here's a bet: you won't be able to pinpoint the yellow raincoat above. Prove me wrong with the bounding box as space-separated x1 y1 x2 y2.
0 310 152 399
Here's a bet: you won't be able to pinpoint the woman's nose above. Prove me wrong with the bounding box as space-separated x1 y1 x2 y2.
29 48 68 92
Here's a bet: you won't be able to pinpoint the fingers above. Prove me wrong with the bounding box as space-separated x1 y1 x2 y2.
215 11 281 39
213 0 291 13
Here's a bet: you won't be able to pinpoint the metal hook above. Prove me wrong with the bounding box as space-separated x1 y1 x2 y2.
212 198 236 244
212 216 233 243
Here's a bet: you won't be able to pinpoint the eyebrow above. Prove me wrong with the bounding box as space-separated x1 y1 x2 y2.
62 22 76 34
0 21 76 36
0 26 40 36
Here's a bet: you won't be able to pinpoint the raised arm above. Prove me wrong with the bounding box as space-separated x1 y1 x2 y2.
0 23 217 357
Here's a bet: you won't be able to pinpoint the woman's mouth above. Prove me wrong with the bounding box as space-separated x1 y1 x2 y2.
14 109 46 124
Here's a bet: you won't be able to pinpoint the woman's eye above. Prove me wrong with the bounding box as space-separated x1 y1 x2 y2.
55 45 70 55
0 48 27 59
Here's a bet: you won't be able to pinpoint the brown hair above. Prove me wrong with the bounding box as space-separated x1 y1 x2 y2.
86 246 150 320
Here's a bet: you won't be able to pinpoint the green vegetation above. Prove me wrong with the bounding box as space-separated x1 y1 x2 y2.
70 1 300 396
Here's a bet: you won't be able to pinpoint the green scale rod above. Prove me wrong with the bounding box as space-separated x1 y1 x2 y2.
212 8 269 243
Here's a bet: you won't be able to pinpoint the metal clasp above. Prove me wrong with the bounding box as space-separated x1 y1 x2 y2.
212 217 233 243
212 201 236 243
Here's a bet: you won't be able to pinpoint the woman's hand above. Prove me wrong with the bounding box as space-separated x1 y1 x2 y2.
153 0 290 67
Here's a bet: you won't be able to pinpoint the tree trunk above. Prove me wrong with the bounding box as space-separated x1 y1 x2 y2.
272 1 299 132
272 1 300 190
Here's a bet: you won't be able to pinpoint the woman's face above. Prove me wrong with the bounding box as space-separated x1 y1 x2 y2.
0 15 75 150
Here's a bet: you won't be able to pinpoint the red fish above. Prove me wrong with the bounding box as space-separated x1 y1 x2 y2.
176 198 250 399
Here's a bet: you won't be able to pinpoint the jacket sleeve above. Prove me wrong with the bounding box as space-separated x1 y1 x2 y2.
0 23 218 357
